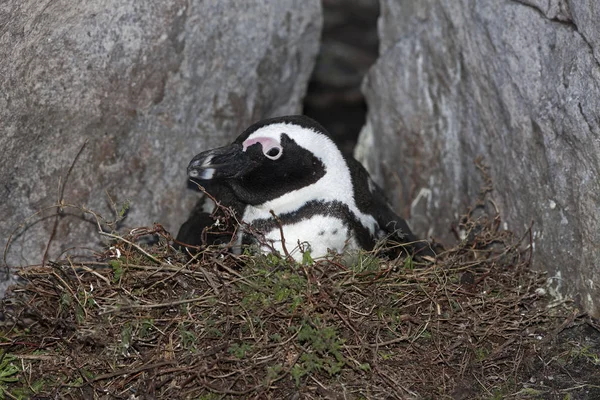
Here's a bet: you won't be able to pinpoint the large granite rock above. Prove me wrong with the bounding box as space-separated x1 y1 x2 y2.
357 0 600 316
0 1 322 267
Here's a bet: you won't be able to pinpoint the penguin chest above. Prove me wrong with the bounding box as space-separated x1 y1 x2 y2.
243 214 360 261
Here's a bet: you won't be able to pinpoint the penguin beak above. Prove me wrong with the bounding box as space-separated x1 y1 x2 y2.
187 143 253 181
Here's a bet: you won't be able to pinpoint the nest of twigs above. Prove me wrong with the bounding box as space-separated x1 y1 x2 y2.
0 197 578 399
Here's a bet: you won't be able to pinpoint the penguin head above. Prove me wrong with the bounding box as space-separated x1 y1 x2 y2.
187 116 343 206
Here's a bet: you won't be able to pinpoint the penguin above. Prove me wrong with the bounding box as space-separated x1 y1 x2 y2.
176 115 433 261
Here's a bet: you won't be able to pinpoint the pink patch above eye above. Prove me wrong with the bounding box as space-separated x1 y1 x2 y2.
242 137 280 152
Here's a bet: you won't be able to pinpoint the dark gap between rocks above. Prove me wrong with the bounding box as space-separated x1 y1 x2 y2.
303 0 380 156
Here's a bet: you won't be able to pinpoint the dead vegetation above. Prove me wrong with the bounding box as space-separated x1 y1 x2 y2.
0 172 598 399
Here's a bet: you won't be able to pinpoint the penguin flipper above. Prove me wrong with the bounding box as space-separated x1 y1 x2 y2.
176 182 246 253
346 157 434 257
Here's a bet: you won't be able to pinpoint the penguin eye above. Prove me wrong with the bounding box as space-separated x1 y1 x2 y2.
264 146 283 160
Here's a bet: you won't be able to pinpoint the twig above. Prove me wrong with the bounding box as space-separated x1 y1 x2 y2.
269 209 293 262
98 231 162 265
43 140 88 267
99 295 214 314
89 360 175 383
345 335 410 349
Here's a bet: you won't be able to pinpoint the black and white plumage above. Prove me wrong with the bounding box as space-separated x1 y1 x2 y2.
177 115 432 260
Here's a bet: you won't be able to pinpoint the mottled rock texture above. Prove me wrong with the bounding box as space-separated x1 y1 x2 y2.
357 0 600 316
0 1 322 267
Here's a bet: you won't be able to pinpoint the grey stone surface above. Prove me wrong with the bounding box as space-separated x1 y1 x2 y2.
357 0 600 316
0 1 322 267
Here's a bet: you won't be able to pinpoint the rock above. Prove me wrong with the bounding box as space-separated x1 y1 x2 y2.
0 1 322 267
357 0 600 316
303 0 380 156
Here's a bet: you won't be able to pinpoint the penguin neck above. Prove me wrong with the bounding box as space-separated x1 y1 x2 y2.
241 165 377 237
242 180 329 222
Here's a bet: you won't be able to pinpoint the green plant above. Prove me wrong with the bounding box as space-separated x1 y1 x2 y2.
302 250 314 266
0 355 20 399
120 323 133 356
179 326 198 352
110 259 124 282
403 256 414 270
228 342 253 359
571 345 600 365
290 320 346 386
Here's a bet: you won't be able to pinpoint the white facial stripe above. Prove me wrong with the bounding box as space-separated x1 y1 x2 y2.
242 122 377 234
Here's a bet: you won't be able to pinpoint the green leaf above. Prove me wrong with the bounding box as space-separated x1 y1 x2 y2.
302 250 314 266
